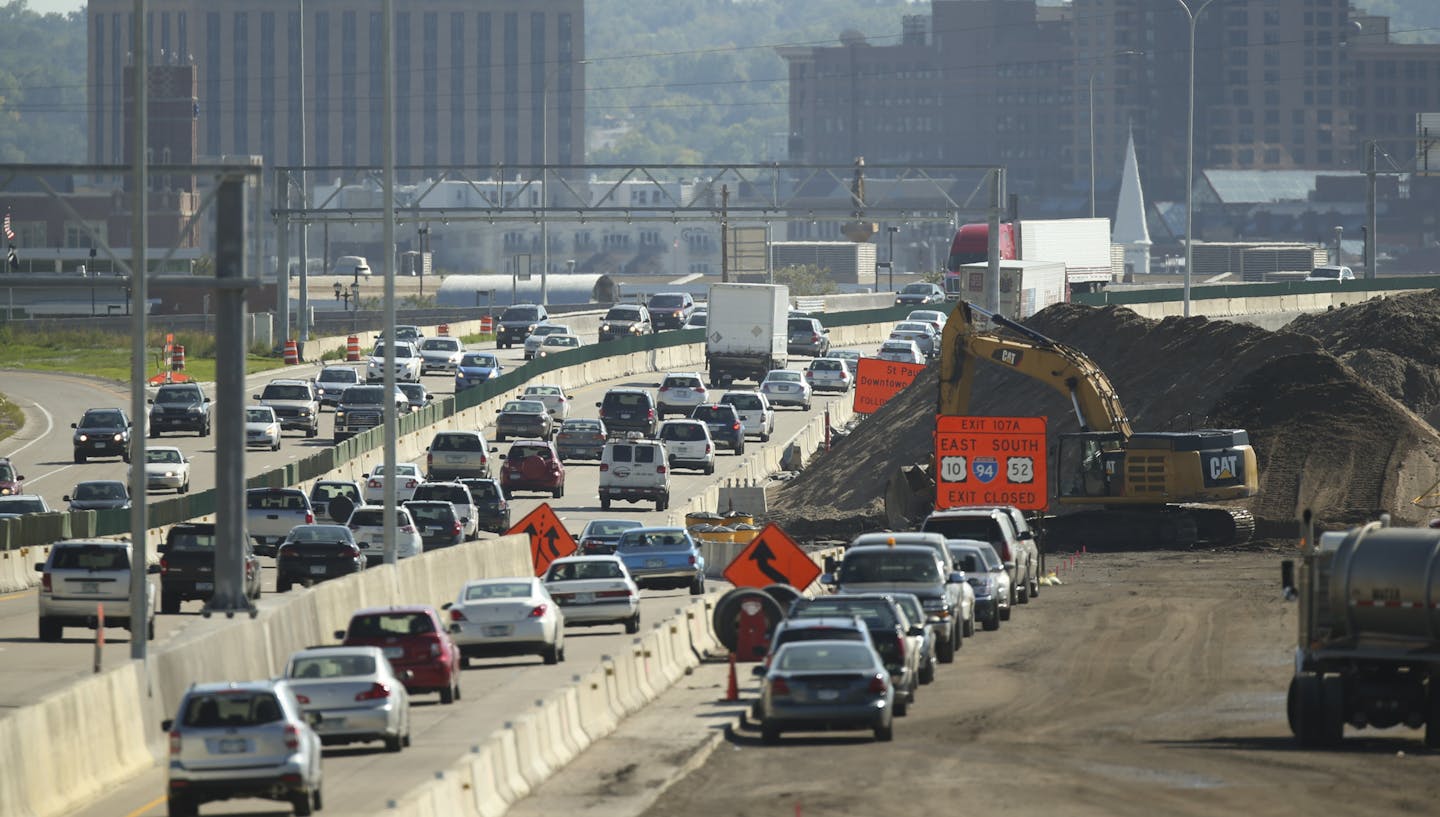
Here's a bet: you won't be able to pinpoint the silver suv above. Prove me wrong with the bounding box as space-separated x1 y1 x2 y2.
425 430 491 480
254 379 321 438
162 680 325 816
599 436 671 511
35 539 156 642
656 372 710 418
920 508 1038 607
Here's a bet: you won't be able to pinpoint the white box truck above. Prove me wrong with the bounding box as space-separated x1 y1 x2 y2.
705 283 789 386
956 259 1067 322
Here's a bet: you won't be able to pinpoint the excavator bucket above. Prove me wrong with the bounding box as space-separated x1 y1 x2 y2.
884 463 935 530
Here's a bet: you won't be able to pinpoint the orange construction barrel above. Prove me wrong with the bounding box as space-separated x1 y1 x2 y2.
481 316 494 333
346 335 361 362
170 344 186 371
283 340 300 365
438 323 450 337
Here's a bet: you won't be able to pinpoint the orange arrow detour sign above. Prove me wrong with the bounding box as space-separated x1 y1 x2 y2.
505 503 578 576
723 523 820 590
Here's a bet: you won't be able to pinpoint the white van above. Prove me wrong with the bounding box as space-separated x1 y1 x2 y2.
1305 265 1353 282
332 255 372 277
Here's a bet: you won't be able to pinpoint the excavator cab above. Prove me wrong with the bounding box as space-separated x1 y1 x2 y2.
1056 432 1127 500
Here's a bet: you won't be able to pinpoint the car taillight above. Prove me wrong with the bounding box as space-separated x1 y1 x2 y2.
348 524 360 531
169 730 182 756
451 522 462 536
406 480 417 489
695 385 707 394
159 557 169 575
705 443 711 454
528 604 547 618
480 454 488 465
894 634 906 663
596 589 632 598
732 423 741 431
304 512 314 524
368 479 381 488
450 608 468 622
804 371 813 378
280 547 297 559
295 693 311 704
811 334 820 343
427 452 433 467
347 545 361 557
657 464 667 474
592 433 606 441
355 682 391 701
401 525 416 534
284 724 300 751
868 673 888 694
600 463 609 472
688 554 697 566
770 677 791 696
41 572 51 592
658 385 669 392
647 408 655 419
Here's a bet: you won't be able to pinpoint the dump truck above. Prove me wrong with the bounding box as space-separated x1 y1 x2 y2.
1281 514 1440 747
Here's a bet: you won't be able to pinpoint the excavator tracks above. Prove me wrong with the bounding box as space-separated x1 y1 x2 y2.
1042 505 1256 551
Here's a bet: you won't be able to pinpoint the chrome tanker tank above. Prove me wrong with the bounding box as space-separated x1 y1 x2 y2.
1321 525 1440 643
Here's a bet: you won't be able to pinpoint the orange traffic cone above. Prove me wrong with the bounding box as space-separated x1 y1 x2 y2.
725 652 739 702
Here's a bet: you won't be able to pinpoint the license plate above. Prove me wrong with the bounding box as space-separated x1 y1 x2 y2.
776 384 791 391
310 565 328 575
217 738 248 753
646 558 665 568
195 582 213 591
445 455 465 463
485 625 512 637
619 412 633 419
317 717 344 731
93 441 106 448
383 646 404 659
817 689 840 701
81 581 99 594
575 592 594 604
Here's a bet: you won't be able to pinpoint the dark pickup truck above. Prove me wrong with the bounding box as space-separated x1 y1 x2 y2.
156 523 262 614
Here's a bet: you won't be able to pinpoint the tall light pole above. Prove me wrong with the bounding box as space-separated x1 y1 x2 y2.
539 58 584 308
886 225 899 290
297 0 310 346
1172 0 1217 317
1089 50 1144 218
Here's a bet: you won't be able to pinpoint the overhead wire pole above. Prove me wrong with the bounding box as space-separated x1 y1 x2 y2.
297 0 310 349
128 0 149 664
1173 0 1218 318
381 0 398 566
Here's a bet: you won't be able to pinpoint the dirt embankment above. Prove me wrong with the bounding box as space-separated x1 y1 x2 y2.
769 298 1440 541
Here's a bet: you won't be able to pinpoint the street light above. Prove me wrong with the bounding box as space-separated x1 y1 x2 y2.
1172 0 1218 317
417 225 430 296
1088 50 1144 219
886 225 900 290
538 58 586 309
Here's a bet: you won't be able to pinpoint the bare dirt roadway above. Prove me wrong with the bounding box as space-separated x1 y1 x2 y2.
619 548 1440 817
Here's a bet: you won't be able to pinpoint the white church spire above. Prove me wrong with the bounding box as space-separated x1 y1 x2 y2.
1113 127 1151 276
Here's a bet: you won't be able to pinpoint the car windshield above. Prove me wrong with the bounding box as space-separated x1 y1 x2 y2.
722 393 761 409
406 503 456 524
664 376 702 388
547 560 624 581
181 692 285 728
245 408 275 423
543 336 579 347
692 406 734 423
372 345 413 358
774 643 876 672
420 339 460 351
0 463 13 481
794 599 899 627
460 480 501 499
461 353 498 368
167 527 215 548
560 420 601 434
896 323 929 333
508 444 553 460
371 464 421 478
341 387 385 404
399 384 427 400
147 449 182 464
686 314 707 326
604 392 648 408
616 530 691 550
156 387 202 403
766 371 802 383
526 386 562 396
74 482 126 501
318 368 358 383
606 306 641 320
839 553 940 583
431 433 483 452
464 581 534 600
287 525 351 543
531 325 567 337
1310 268 1340 279
261 384 311 400
892 595 925 625
583 520 642 537
79 411 124 428
247 490 307 510
501 307 540 321
788 318 814 332
502 401 545 414
811 360 842 371
289 654 376 679
51 544 128 570
347 612 435 637
649 295 685 308
0 496 46 513
659 422 706 441
902 284 931 294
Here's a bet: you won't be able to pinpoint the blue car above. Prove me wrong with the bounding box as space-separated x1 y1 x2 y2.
614 526 706 595
455 352 505 392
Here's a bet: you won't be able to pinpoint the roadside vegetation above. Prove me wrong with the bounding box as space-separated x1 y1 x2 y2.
0 394 23 443
0 325 286 384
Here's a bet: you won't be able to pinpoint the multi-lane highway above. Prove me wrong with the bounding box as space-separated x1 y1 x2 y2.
2 327 867 817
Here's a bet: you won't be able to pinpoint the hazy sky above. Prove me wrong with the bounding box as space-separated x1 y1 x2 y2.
29 0 82 16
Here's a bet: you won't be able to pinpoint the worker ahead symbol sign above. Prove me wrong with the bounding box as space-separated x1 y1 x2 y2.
723 523 821 590
505 503 578 576
934 415 1048 511
853 357 926 415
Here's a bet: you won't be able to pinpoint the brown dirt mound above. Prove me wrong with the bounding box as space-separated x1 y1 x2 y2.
769 302 1440 540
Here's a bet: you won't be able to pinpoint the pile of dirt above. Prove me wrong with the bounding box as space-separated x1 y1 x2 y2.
768 302 1440 542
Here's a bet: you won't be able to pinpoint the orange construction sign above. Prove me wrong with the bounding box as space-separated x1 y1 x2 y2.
934 415 1049 511
853 357 925 415
505 503 578 576
723 523 820 590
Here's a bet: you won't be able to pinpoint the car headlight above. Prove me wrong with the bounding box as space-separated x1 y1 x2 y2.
600 324 610 332
187 407 201 414
527 324 537 331
629 324 642 333
113 433 123 441
298 409 311 417
921 597 947 612
335 412 346 422
77 433 89 442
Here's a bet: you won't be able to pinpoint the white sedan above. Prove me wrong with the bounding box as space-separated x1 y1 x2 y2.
283 645 411 752
759 369 813 410
244 406 281 451
520 384 572 421
522 324 574 360
345 504 423 564
362 462 424 504
537 334 583 358
876 339 925 365
366 342 423 383
445 577 565 667
142 446 190 493
542 556 641 634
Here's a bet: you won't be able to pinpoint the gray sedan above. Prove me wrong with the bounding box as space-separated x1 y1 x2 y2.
283 645 411 752
889 321 939 358
753 640 895 744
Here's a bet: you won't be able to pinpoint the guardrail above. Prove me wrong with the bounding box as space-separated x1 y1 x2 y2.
0 303 912 556
1073 274 1440 306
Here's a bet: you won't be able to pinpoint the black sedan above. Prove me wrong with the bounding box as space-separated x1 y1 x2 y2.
458 478 511 533
404 500 465 551
275 524 366 592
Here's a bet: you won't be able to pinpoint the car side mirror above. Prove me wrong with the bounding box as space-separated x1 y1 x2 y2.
161 719 174 732
62 495 71 502
823 555 838 574
305 712 322 727
252 394 261 400
751 665 768 678
820 574 836 586
34 562 45 573
147 398 154 404
441 602 452 610
70 423 77 429
908 626 925 637
147 564 163 575
1004 561 1016 571
333 630 346 641
948 571 965 583
595 402 602 408
361 473 370 479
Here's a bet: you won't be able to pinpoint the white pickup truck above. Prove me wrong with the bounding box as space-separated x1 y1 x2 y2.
245 487 315 556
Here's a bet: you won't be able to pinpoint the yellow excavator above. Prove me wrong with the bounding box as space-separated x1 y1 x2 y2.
884 301 1258 547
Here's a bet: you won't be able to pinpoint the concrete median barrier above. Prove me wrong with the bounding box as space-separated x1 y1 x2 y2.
572 666 618 743
507 713 554 791
631 636 661 703
606 648 646 717
487 725 531 805
531 698 570 775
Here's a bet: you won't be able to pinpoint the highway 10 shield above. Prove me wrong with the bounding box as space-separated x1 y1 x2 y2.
934 415 1048 511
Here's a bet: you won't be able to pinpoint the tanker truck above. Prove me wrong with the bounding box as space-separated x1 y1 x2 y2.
1281 513 1440 747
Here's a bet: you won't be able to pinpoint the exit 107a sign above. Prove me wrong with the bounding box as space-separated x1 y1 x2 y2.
934 415 1048 511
